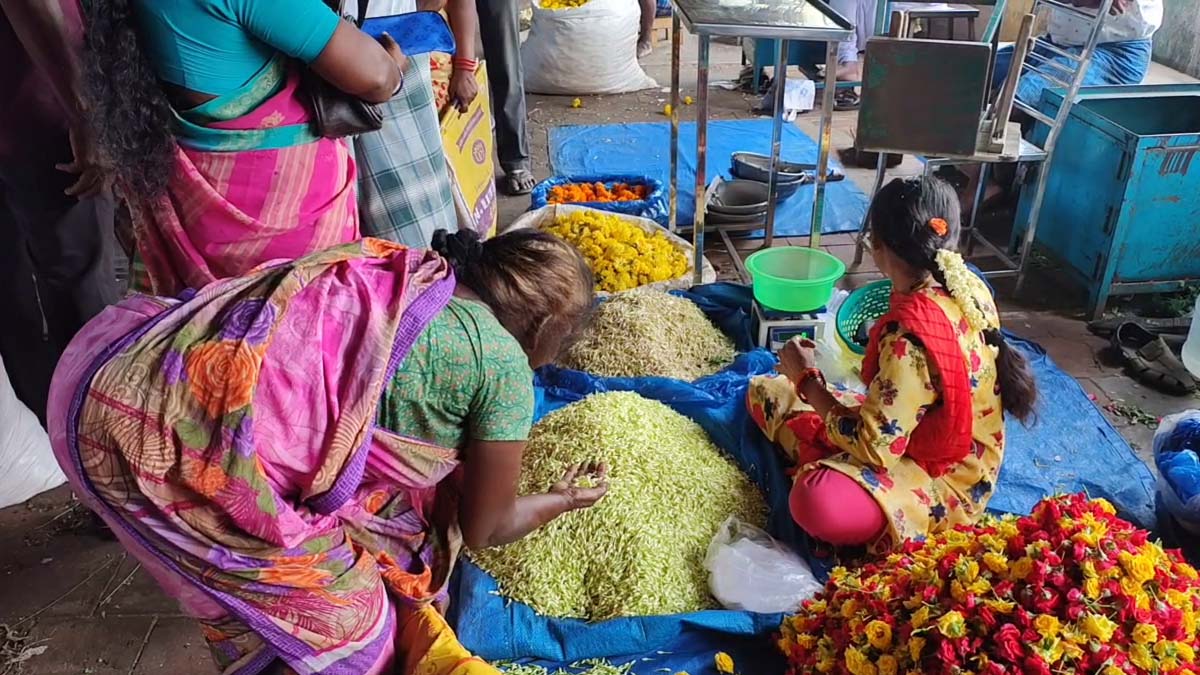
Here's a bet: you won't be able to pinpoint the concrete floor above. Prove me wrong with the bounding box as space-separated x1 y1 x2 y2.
2 36 1198 675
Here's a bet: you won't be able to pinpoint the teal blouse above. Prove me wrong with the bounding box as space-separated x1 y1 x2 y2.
131 0 341 95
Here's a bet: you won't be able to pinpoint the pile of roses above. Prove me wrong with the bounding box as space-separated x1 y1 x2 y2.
779 494 1200 675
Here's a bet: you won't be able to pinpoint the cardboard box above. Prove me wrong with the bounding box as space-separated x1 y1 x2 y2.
439 63 497 239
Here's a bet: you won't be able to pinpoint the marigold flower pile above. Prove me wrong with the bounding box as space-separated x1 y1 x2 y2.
540 0 590 10
548 182 649 205
545 210 688 293
779 494 1200 675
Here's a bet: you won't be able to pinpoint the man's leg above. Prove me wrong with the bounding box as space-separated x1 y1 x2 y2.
637 0 655 58
476 0 534 195
0 133 120 424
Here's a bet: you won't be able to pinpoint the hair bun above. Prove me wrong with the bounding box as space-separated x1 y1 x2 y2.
431 228 484 271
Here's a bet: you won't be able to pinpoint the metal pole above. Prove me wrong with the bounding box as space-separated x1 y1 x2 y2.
668 13 682 233
809 40 838 250
853 151 888 266
764 39 789 249
692 35 710 286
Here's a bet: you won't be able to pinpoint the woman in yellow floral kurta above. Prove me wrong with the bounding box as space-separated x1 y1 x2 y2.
749 177 1038 550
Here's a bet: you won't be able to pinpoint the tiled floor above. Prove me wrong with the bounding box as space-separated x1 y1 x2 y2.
2 37 1197 675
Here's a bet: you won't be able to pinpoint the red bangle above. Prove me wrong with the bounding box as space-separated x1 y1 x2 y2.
452 57 478 72
795 368 825 402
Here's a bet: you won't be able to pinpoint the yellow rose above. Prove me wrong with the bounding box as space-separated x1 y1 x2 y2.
1133 624 1159 644
908 636 926 662
937 611 966 639
1011 557 1034 581
1083 577 1102 600
982 552 1009 574
1079 614 1117 643
1120 552 1158 584
877 654 899 675
1130 644 1154 670
797 634 818 649
911 606 931 629
844 647 877 675
714 651 735 675
1034 615 1061 639
865 621 893 650
956 559 980 583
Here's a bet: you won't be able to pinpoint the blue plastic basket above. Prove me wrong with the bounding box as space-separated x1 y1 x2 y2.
835 280 892 355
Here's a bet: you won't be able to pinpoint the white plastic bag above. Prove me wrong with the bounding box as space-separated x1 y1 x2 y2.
705 517 823 613
0 355 65 509
521 0 658 95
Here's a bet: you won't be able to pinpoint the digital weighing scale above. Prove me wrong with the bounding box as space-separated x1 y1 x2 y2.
753 301 825 352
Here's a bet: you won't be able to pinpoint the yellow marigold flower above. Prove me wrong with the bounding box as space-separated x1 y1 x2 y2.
982 552 1009 574
1080 613 1117 643
956 559 980 583
714 651 735 674
1120 551 1157 584
908 636 925 662
1103 667 1124 675
877 654 898 675
1083 576 1102 600
797 634 818 649
1011 556 1034 581
911 606 932 629
865 621 892 650
1034 614 1061 639
1130 644 1154 670
937 611 966 639
1133 624 1159 644
844 647 877 675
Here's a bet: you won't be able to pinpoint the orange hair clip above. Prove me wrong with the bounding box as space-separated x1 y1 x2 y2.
928 218 949 237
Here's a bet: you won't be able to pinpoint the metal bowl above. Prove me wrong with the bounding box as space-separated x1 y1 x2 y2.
708 179 770 215
730 151 813 183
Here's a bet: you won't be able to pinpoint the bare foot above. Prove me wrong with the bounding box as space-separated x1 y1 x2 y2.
637 40 653 59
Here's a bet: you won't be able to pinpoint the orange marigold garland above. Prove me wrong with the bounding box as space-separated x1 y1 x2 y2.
548 181 649 205
779 494 1200 675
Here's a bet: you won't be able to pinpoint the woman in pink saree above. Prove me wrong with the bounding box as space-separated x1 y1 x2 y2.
82 0 408 296
46 231 602 675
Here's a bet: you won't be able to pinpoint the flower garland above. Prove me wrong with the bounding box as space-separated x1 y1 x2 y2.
935 249 993 334
779 494 1200 675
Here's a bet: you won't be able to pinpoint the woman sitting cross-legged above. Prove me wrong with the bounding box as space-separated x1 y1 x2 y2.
748 176 1038 550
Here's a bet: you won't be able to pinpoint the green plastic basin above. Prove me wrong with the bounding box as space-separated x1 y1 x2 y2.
744 246 846 312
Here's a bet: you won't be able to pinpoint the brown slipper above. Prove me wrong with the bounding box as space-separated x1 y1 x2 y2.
1114 322 1198 396
1090 315 1193 338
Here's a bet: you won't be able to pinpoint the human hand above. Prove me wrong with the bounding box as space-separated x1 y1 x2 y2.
1108 0 1129 14
549 461 609 511
379 33 408 78
449 68 478 113
776 337 818 383
57 123 106 198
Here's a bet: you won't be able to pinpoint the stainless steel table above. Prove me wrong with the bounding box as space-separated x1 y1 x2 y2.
667 0 853 283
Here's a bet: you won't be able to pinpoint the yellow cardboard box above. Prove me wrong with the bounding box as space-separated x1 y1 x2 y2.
439 62 497 238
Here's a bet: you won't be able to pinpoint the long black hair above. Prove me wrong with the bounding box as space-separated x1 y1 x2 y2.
869 176 1038 423
82 0 176 197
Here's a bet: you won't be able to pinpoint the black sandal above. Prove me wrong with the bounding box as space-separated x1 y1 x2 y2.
834 89 860 111
501 169 536 196
1113 322 1198 396
1090 315 1193 338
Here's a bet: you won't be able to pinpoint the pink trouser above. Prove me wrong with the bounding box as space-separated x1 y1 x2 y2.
790 468 888 546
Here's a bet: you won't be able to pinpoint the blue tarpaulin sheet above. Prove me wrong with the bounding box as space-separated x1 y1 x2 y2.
548 121 870 237
450 283 1155 674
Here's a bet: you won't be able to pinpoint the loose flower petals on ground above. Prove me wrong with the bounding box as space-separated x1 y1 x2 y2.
779 494 1200 675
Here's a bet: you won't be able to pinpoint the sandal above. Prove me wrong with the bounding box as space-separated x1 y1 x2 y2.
501 169 536 196
1090 315 1193 338
1113 322 1198 395
834 89 860 111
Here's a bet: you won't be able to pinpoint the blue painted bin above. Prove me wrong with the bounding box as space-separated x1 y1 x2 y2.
1014 84 1200 318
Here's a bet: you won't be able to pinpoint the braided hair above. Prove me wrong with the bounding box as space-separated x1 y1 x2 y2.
868 176 1037 423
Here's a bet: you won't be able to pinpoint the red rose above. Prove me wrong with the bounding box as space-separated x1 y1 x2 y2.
1023 656 1052 675
995 624 1024 663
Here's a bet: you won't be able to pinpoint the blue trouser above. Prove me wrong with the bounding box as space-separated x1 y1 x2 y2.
993 38 1153 107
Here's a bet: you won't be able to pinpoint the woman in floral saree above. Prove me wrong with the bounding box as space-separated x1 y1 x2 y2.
46 230 602 675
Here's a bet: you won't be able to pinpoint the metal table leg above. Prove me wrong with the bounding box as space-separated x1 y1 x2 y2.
764 39 789 249
692 35 710 285
853 151 888 265
808 40 838 250
668 14 682 234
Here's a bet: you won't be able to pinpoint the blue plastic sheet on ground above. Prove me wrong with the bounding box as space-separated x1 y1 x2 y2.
529 175 669 224
548 120 869 237
451 283 1156 672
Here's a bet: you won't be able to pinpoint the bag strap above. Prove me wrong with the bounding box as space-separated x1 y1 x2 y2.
322 0 369 26
358 0 370 25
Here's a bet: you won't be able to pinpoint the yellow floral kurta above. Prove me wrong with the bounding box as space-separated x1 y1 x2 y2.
749 277 1005 547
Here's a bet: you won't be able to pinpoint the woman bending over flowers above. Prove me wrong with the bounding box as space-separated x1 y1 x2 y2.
748 176 1037 549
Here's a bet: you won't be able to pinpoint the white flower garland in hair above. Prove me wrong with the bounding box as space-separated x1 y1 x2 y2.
935 249 991 334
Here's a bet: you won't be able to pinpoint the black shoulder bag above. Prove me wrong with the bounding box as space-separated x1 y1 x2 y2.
306 0 387 138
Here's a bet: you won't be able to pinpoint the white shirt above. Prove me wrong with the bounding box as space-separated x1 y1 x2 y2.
1048 0 1163 46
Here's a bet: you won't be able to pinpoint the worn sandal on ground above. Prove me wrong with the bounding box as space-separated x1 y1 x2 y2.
501 169 535 196
1089 315 1193 338
834 89 860 111
1113 322 1197 395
